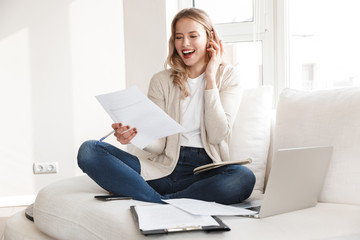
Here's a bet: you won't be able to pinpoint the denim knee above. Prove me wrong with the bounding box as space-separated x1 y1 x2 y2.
226 165 256 201
238 166 256 199
77 140 98 171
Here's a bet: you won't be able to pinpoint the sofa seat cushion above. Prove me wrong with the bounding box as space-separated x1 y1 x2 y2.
32 176 360 240
274 87 360 205
4 210 54 240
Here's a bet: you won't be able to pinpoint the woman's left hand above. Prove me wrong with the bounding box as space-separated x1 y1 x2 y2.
205 40 223 89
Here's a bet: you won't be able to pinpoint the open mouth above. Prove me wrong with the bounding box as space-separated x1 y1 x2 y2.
182 49 195 58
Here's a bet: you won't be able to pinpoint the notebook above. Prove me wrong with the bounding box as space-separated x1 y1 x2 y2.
193 158 252 174
235 146 333 218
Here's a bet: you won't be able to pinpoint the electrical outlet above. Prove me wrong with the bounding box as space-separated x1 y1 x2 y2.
33 162 58 174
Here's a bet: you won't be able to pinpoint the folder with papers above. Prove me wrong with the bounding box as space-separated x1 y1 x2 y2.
130 204 230 235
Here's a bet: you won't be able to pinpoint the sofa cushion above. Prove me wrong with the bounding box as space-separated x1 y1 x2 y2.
230 86 273 193
274 87 360 205
31 176 360 240
5 210 54 240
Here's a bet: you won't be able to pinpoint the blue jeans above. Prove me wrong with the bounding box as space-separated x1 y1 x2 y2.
77 140 255 204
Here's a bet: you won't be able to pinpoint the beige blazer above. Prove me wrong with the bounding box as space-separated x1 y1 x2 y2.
131 64 242 180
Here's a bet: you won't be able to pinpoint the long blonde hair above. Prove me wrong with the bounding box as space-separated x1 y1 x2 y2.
166 8 220 98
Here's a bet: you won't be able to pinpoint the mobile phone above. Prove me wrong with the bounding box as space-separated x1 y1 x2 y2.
94 195 132 201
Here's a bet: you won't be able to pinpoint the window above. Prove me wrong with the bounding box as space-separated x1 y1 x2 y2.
194 0 254 24
287 0 360 90
179 0 360 100
187 0 273 89
222 41 263 88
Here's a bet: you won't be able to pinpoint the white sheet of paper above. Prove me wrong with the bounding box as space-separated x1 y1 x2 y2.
96 86 184 149
163 198 256 216
135 204 219 231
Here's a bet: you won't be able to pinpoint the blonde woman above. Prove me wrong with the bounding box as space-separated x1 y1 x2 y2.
78 8 255 204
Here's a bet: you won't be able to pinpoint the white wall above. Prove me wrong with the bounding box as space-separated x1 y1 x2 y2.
0 0 178 206
0 0 126 204
123 0 169 94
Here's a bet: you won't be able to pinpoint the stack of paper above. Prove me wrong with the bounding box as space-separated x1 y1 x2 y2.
134 204 219 232
131 198 257 235
163 198 256 216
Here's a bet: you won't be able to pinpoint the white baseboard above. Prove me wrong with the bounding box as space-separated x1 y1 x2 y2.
0 195 36 208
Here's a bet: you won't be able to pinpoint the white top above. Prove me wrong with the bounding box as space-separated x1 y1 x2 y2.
132 65 242 180
180 73 205 148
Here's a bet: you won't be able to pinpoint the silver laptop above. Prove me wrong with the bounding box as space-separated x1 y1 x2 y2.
236 146 333 218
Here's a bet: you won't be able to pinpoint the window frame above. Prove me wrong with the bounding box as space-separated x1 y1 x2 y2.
180 0 276 92
178 0 291 104
178 0 360 102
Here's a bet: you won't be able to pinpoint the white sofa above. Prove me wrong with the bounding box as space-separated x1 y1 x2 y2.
5 87 360 240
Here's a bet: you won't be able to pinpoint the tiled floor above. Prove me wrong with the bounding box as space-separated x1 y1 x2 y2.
0 206 27 239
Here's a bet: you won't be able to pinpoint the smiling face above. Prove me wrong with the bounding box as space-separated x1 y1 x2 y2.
174 18 209 77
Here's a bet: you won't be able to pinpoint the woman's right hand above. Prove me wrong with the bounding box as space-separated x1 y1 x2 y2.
112 123 137 145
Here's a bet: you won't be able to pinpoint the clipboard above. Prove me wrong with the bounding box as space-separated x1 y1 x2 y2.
130 205 230 235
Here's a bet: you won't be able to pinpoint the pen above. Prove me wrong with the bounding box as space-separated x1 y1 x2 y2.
99 130 115 142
